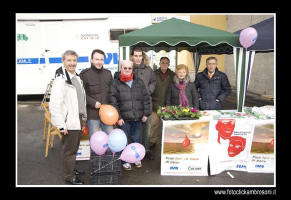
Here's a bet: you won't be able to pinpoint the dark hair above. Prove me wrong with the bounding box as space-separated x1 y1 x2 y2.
131 46 143 55
160 57 170 63
91 49 105 59
206 56 218 63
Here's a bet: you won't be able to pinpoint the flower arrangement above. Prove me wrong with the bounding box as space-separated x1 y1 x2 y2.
157 105 202 120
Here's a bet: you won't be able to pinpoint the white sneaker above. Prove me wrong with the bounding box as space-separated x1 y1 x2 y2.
135 161 142 168
123 163 132 171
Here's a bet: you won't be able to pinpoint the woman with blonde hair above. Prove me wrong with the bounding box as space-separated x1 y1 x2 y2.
166 64 199 108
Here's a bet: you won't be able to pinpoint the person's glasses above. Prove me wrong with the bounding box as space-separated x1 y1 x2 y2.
123 67 132 70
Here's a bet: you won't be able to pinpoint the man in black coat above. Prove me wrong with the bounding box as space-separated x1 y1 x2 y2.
194 57 231 110
79 49 113 138
109 60 151 170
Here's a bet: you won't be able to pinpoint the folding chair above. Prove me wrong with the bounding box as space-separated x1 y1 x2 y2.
41 79 54 140
40 79 62 157
44 108 62 157
41 102 49 141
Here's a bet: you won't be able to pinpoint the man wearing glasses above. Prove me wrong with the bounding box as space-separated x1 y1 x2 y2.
109 60 151 170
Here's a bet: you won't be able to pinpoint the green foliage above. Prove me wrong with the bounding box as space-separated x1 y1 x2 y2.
157 105 201 120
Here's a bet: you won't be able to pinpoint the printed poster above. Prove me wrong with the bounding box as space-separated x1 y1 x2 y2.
247 119 275 173
208 118 255 175
161 120 210 176
76 133 90 160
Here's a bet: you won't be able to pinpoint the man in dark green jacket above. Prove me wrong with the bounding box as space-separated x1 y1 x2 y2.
149 57 175 160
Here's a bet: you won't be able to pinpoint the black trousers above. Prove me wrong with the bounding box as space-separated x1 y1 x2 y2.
61 116 82 181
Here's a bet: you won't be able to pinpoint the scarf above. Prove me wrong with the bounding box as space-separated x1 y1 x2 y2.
120 73 133 82
175 80 189 107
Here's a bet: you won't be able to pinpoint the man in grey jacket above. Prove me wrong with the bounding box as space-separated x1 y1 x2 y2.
130 46 156 160
50 50 87 185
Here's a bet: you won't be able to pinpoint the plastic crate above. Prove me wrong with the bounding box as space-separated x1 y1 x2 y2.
90 149 121 185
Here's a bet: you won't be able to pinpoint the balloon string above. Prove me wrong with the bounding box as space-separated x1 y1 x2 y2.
90 157 120 176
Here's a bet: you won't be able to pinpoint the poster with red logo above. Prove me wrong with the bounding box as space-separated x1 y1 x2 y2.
208 118 255 175
161 120 210 176
247 119 275 173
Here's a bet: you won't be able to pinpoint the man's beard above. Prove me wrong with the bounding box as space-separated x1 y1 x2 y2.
133 60 143 68
91 63 102 69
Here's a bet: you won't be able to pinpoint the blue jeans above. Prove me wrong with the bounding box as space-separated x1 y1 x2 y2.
119 121 142 144
87 119 114 138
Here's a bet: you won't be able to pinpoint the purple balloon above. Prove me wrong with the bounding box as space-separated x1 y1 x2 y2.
119 143 145 163
239 27 258 49
90 131 109 155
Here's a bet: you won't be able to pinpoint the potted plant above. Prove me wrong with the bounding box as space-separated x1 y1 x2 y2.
157 105 201 120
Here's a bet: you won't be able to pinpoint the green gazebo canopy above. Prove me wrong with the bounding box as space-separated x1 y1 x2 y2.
119 17 242 54
119 17 252 112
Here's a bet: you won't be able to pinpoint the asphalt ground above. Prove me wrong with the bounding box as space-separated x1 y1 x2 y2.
17 90 275 186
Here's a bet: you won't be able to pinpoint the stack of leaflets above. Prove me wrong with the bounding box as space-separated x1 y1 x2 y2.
244 105 274 120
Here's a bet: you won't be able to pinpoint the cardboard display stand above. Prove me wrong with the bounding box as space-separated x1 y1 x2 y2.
160 110 275 176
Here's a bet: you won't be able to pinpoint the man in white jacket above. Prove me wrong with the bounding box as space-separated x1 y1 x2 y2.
49 50 87 185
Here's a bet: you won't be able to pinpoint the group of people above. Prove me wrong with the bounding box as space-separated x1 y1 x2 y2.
49 47 231 185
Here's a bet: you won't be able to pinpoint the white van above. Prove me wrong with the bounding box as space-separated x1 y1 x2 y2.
16 13 152 95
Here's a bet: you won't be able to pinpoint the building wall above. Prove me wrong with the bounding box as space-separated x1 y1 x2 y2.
177 15 227 82
225 15 274 96
190 15 227 73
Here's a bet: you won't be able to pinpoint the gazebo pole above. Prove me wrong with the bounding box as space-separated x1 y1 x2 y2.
193 49 201 76
119 46 130 71
234 47 257 112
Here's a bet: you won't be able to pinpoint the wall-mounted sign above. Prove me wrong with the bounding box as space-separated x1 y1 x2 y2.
152 16 168 24
80 34 99 40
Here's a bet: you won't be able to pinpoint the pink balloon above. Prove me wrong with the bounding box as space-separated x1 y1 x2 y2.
90 131 109 155
119 143 146 163
239 27 258 49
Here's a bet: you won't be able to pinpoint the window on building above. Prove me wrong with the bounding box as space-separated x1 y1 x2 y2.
110 29 136 41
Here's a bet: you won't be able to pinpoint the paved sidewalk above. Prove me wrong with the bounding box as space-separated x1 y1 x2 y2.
17 91 274 186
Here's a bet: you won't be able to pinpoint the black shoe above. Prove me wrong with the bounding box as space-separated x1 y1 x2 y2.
66 177 84 185
146 150 154 160
74 169 85 175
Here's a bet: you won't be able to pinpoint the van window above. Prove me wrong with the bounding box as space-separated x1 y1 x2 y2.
110 29 136 41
